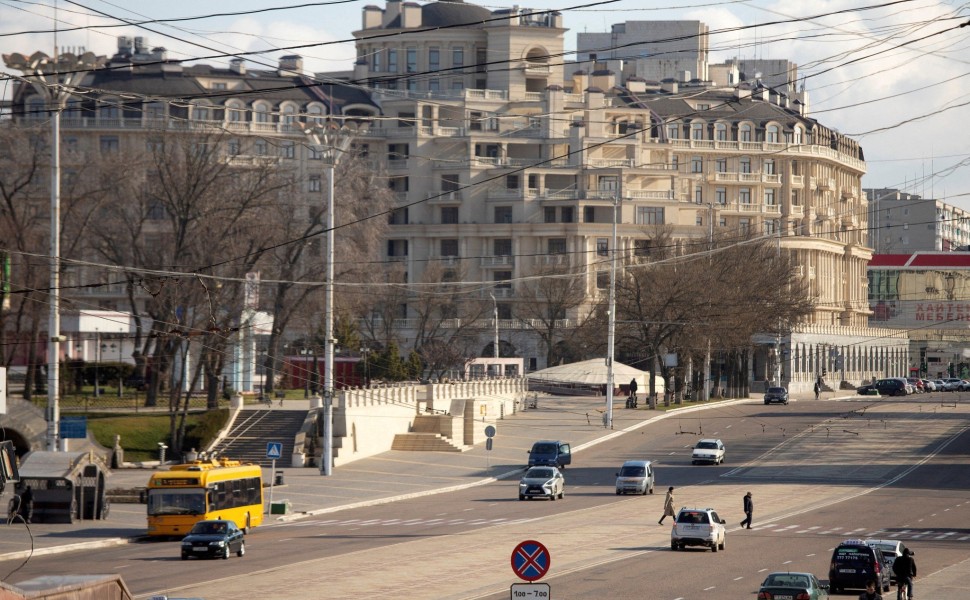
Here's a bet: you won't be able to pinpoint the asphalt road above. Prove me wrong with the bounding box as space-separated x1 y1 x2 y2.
3 395 969 599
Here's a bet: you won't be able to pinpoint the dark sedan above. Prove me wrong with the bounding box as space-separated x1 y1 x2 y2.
763 387 789 405
180 519 245 560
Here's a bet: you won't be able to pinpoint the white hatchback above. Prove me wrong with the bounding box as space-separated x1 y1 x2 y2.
691 439 725 465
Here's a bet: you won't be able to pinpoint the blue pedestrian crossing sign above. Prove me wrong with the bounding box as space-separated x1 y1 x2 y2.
266 442 283 459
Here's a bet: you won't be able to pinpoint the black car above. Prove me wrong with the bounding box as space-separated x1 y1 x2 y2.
829 539 891 594
764 386 789 405
874 378 908 396
180 519 245 560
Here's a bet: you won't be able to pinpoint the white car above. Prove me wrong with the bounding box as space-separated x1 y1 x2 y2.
691 439 725 465
671 507 726 552
518 466 565 501
942 378 963 391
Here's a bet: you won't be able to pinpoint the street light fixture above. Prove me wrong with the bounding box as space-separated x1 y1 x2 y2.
3 49 107 451
303 117 369 476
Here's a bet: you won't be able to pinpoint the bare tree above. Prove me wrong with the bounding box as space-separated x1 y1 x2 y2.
515 263 591 367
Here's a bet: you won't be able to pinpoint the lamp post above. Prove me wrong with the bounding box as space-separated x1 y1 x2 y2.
300 348 314 398
489 292 499 377
360 347 370 387
4 49 107 450
114 342 122 397
94 330 101 398
304 117 368 476
605 195 619 429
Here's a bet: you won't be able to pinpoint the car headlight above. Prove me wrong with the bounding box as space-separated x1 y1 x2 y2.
519 482 527 489
210 540 226 546
181 541 191 547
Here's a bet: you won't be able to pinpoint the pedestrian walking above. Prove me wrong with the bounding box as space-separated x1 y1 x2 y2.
628 378 638 402
858 580 883 600
892 547 916 599
814 380 821 400
740 491 753 529
658 486 675 525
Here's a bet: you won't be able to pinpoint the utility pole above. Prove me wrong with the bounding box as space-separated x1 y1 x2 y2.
605 195 619 429
703 203 714 401
489 293 499 377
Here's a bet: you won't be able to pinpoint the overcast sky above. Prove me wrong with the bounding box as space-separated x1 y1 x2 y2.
2 0 969 210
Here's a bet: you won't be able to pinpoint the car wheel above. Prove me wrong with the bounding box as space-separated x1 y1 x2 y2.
649 486 654 495
237 541 245 558
691 460 697 465
559 489 564 500
671 542 678 551
641 486 648 496
711 542 718 553
181 553 188 560
550 492 556 501
764 401 769 405
718 537 725 551
615 490 621 496
519 494 525 501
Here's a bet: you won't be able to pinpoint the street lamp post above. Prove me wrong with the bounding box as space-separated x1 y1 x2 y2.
94 330 101 398
114 342 122 397
304 117 369 476
3 49 107 450
300 348 314 398
489 293 499 377
360 347 370 387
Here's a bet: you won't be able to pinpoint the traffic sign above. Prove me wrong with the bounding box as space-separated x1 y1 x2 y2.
510 583 550 599
485 425 496 438
266 442 283 459
511 540 550 582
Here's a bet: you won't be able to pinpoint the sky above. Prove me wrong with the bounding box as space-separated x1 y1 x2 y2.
2 0 969 209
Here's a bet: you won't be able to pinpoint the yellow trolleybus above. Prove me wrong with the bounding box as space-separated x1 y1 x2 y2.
146 457 264 537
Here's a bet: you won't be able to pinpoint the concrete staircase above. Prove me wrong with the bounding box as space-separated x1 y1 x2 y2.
211 409 308 467
391 414 468 452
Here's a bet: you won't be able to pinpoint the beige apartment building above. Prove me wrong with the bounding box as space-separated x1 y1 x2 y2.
350 0 908 388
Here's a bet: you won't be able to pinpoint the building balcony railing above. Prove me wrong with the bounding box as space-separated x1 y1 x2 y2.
432 256 460 266
225 154 283 167
426 190 463 203
535 254 570 266
481 255 514 267
386 158 409 170
790 205 805 216
627 189 675 200
669 139 866 172
791 175 805 186
587 158 634 168
522 62 551 74
490 287 515 299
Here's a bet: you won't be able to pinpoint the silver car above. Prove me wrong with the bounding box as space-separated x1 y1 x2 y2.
518 466 565 501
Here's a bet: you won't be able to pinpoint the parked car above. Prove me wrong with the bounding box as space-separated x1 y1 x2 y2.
828 538 891 594
180 519 245 560
670 507 726 552
527 440 571 469
763 386 789 405
757 571 829 600
942 377 963 391
856 383 879 395
906 378 924 393
921 379 937 392
866 539 906 582
518 466 565 501
874 378 908 396
691 439 726 465
614 460 655 495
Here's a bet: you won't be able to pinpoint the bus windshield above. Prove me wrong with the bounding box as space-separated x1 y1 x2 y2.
147 488 206 516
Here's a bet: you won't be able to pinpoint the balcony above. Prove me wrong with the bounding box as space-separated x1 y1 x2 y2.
433 256 460 266
535 254 570 266
627 189 675 200
426 190 463 203
790 175 805 186
522 62 551 75
790 205 804 216
490 287 515 299
387 158 409 170
811 177 836 190
225 154 282 167
587 158 634 168
481 256 514 267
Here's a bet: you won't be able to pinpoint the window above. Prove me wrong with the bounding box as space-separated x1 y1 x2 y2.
441 206 459 224
544 207 556 223
281 142 296 159
388 143 409 159
254 105 270 123
147 201 167 220
388 49 398 72
740 124 752 142
100 136 119 153
715 187 726 204
691 122 704 140
715 158 727 173
695 185 703 204
429 47 440 71
506 174 519 189
739 218 751 234
309 146 323 160
667 124 679 140
406 48 417 73
255 140 267 155
373 49 383 71
766 124 780 143
584 206 596 223
715 123 727 141
696 216 703 226
429 79 440 92
397 113 415 128
494 238 512 256
476 48 487 73
597 238 609 257
792 190 801 206
719 217 727 227
547 238 567 254
691 157 703 173
739 188 751 204
99 102 120 120
764 158 776 175
596 271 609 289
388 208 408 225
670 155 679 171
441 174 460 192
309 176 321 192
636 207 665 225
765 220 779 234
452 47 464 67
440 239 459 256
451 79 464 91
494 271 512 288
494 206 513 223
561 207 575 223
765 188 776 206
740 157 751 173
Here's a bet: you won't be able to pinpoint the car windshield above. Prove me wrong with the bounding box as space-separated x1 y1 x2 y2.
532 443 557 454
619 466 645 477
767 387 786 394
190 521 228 535
525 468 554 479
696 442 718 449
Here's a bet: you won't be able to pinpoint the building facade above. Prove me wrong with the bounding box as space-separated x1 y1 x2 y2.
866 188 970 252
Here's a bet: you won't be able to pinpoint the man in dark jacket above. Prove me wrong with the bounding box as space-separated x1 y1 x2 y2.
858 580 883 600
740 491 753 529
892 547 916 599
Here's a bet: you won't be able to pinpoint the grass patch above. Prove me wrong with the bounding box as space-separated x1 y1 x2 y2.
87 410 229 463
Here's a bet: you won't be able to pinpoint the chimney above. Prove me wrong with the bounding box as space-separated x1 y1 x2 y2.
278 55 304 75
363 5 382 29
401 2 422 28
571 70 588 94
230 58 246 75
383 0 401 27
590 69 615 92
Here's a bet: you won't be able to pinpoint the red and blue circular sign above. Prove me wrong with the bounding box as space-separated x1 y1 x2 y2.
511 539 551 582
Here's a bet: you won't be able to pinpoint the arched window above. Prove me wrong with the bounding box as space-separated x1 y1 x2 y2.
280 103 298 130
766 124 780 143
192 102 211 121
793 125 804 144
691 121 705 140
254 102 271 124
306 103 326 125
226 101 245 123
99 99 121 120
667 123 679 140
739 123 752 142
714 123 728 141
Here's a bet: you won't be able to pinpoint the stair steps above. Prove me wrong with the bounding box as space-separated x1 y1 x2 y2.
211 409 308 467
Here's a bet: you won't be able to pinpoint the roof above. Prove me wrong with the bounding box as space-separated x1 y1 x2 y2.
870 252 970 268
19 451 104 479
385 0 491 29
527 358 663 389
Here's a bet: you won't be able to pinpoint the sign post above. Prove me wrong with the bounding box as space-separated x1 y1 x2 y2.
266 441 282 513
484 425 496 472
511 539 551 598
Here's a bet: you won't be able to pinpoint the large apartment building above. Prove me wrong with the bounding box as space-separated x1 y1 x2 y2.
350 0 907 388
866 188 970 252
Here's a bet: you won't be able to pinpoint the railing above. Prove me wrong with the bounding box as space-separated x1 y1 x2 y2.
535 254 570 266
791 175 805 186
387 159 409 170
426 190 462 202
481 256 514 267
359 317 576 331
668 139 865 171
522 62 551 74
524 92 543 102
587 158 634 168
490 288 515 299
437 126 465 137
790 205 804 216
